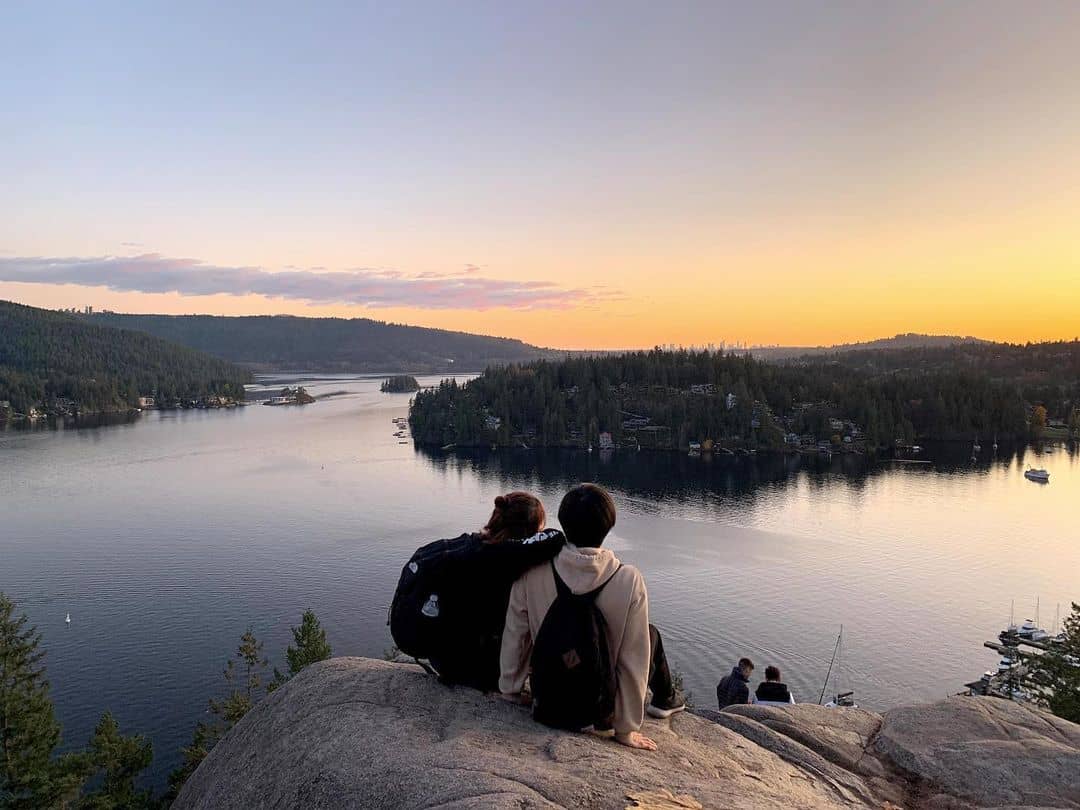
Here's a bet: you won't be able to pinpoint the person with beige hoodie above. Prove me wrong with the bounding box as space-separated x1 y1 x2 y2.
499 484 684 751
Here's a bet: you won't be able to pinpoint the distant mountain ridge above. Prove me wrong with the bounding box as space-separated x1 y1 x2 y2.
83 312 557 372
747 333 991 361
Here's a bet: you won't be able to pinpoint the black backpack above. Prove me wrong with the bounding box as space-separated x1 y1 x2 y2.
388 533 479 660
530 561 622 731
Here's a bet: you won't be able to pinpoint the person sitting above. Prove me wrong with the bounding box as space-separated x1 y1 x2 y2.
399 492 565 692
499 484 683 751
753 665 795 705
716 657 754 708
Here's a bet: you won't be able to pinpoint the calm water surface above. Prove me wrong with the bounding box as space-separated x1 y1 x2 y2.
2 373 1078 787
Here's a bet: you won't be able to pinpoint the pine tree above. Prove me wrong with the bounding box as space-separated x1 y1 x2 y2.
285 611 332 677
1027 602 1080 723
77 712 153 810
166 628 271 802
271 611 332 689
0 592 85 809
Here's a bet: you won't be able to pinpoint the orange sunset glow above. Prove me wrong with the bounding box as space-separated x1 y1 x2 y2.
3 3 1079 349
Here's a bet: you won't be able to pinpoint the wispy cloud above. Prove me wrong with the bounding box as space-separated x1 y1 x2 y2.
0 254 613 311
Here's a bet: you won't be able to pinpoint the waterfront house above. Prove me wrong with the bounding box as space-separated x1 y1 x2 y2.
598 431 614 450
725 392 737 410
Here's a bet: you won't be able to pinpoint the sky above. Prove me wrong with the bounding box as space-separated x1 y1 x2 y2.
2 1 1079 349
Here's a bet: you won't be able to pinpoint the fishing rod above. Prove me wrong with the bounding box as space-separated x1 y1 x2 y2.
818 625 843 705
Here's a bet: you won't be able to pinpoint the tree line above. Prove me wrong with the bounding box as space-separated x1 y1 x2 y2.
0 302 251 415
408 349 1055 451
0 593 331 808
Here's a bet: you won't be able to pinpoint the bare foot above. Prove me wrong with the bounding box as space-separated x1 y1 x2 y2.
615 731 658 751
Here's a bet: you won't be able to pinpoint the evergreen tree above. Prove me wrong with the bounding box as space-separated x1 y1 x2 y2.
271 611 333 689
77 712 154 810
0 592 85 809
284 611 332 678
166 629 270 802
1027 602 1080 723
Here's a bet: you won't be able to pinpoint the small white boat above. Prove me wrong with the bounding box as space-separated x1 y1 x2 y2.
1024 468 1050 482
65 613 71 624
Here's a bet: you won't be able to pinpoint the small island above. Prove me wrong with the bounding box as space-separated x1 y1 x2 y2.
264 386 316 406
381 375 420 393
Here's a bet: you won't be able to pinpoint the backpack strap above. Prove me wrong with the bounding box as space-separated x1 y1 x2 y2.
550 560 572 599
585 564 623 600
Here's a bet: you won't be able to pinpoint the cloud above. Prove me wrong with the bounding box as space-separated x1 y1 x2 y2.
0 253 613 311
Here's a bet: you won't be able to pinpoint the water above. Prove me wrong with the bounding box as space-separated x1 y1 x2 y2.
2 373 1077 788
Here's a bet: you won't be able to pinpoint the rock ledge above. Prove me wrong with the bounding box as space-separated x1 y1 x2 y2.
175 657 1080 810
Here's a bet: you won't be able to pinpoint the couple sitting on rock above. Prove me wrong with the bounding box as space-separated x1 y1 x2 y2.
390 483 684 751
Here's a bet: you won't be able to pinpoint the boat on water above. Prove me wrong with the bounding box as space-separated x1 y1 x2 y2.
1018 619 1049 641
65 613 71 624
1024 468 1050 482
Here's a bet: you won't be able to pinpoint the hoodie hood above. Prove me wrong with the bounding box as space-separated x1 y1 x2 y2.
730 665 749 683
553 543 622 594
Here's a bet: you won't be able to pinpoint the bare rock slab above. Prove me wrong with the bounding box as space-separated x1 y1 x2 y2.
174 657 870 810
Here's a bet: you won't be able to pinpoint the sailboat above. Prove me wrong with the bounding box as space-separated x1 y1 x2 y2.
65 613 71 624
819 625 857 708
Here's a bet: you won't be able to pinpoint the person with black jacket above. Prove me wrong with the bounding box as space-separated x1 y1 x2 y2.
427 492 564 692
716 657 754 708
754 665 795 704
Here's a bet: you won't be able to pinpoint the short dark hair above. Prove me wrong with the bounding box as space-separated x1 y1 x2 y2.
765 665 781 681
738 657 755 671
558 484 616 548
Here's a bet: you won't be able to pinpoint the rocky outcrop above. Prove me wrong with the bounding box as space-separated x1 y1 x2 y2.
174 657 1080 810
700 698 1080 809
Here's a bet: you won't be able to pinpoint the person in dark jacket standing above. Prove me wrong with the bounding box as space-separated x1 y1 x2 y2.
427 492 564 692
716 658 754 708
754 665 795 704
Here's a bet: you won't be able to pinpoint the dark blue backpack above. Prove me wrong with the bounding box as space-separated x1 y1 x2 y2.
388 533 479 660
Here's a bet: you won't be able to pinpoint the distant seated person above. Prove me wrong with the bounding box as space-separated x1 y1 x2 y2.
389 491 564 692
753 665 795 705
716 657 754 708
499 484 684 752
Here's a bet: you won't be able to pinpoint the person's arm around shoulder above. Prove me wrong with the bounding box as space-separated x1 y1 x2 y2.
493 529 565 580
612 565 657 751
498 574 533 698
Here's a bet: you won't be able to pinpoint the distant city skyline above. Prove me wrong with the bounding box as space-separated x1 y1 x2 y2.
3 2 1079 349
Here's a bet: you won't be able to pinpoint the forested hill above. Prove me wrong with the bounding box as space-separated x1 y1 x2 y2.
0 301 251 414
84 312 554 372
785 340 1080 419
408 349 1077 452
